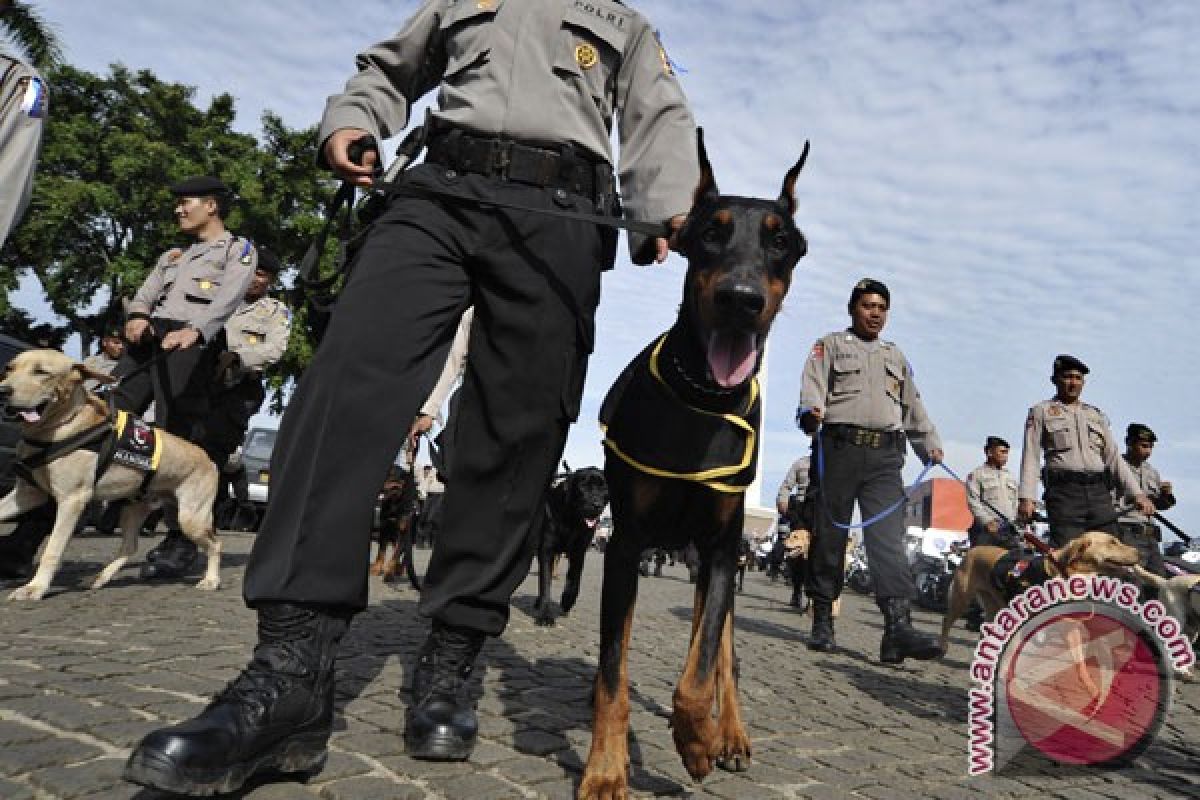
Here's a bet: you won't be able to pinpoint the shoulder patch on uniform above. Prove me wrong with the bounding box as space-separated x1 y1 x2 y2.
1025 408 1036 429
239 240 254 265
19 76 48 119
810 341 824 360
1047 404 1063 417
167 248 184 264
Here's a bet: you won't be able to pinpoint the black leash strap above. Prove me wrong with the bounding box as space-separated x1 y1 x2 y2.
1153 512 1192 545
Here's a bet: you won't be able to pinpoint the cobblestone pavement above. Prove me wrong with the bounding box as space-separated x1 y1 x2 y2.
0 531 1196 799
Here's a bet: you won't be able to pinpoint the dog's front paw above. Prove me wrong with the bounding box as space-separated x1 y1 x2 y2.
9 582 48 601
534 608 558 627
671 713 718 781
714 724 752 772
194 577 221 591
579 752 629 800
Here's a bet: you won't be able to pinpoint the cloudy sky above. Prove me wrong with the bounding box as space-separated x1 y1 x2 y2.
15 0 1200 537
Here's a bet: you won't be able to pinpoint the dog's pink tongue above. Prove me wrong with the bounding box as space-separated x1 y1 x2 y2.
19 410 41 423
707 331 758 388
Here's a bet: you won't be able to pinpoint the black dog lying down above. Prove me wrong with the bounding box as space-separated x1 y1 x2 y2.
533 464 608 626
580 129 809 797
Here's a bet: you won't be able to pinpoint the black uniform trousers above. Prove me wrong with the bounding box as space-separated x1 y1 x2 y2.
113 317 216 447
968 521 1015 549
244 164 607 636
201 373 267 467
1043 479 1118 547
805 431 915 603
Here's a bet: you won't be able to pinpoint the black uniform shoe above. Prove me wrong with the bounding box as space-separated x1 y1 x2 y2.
404 621 485 761
123 603 350 796
807 599 836 652
878 597 942 664
140 531 198 580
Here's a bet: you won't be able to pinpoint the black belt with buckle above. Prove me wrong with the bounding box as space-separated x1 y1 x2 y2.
1044 469 1107 487
825 424 904 449
425 128 613 204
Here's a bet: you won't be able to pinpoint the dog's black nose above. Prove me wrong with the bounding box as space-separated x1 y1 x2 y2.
714 282 766 318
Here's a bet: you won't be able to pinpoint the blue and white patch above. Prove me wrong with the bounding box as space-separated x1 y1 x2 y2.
20 76 48 119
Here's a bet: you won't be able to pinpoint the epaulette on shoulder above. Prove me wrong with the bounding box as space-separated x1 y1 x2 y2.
166 248 184 264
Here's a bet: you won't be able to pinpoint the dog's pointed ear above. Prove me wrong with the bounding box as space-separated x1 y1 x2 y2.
72 363 117 386
777 140 810 216
692 127 719 207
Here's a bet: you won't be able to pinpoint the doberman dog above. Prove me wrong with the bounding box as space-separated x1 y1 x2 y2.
533 464 609 626
579 130 809 798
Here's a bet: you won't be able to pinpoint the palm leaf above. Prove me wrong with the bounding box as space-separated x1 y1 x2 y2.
1 1 64 70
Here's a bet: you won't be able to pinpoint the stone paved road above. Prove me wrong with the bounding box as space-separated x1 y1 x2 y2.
0 531 1196 799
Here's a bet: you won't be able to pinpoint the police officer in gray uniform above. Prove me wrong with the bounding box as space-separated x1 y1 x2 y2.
1113 423 1175 576
776 455 810 520
114 176 257 435
1017 355 1153 545
141 249 290 580
965 436 1018 547
797 278 944 663
125 1 697 793
0 50 46 247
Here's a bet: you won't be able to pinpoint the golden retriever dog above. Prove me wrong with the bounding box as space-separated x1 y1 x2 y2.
0 349 221 600
940 531 1141 654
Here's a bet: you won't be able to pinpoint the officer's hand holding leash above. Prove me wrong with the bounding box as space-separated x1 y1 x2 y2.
125 317 155 345
325 128 381 187
161 327 202 351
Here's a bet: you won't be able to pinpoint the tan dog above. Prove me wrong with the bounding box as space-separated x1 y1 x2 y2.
0 349 221 600
940 531 1141 654
1132 566 1200 678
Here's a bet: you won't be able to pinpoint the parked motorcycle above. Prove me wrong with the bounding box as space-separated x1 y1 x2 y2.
844 537 872 595
906 527 969 611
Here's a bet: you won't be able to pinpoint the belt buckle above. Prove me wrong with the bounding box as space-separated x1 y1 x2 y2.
490 140 513 178
853 429 865 447
871 432 881 448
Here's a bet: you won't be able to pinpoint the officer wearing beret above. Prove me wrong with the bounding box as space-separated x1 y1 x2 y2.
141 248 290 581
125 1 698 793
797 278 944 663
1017 355 1154 545
965 436 1018 547
0 47 46 247
1113 423 1175 576
115 176 257 429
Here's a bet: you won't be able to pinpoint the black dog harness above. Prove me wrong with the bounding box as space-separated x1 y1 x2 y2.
13 410 162 494
600 333 760 494
989 550 1054 599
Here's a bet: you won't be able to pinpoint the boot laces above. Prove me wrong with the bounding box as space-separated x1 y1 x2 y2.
212 644 311 721
419 626 482 699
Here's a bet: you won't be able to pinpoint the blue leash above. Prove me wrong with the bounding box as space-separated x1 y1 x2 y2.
812 424 941 531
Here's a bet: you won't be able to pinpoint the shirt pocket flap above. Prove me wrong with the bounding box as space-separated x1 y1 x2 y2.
562 4 630 54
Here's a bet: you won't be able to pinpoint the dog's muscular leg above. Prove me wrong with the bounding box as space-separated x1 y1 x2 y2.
714 607 752 772
534 537 559 626
580 549 639 800
91 502 151 590
9 490 90 601
671 557 725 782
177 503 221 591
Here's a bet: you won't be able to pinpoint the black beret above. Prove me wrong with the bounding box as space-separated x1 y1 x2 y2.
1126 423 1156 443
1052 353 1088 375
255 247 282 275
169 176 231 197
985 436 1009 450
850 278 890 307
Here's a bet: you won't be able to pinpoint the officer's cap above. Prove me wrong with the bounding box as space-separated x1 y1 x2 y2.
1052 353 1089 376
256 247 282 275
1126 423 1156 444
169 175 231 197
985 436 1009 450
849 278 890 307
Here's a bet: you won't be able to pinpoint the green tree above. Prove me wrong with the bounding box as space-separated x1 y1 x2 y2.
0 62 339 403
0 1 64 69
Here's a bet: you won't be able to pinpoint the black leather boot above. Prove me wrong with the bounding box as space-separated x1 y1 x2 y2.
140 531 198 580
123 603 350 795
404 620 485 761
807 599 836 652
879 597 941 664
